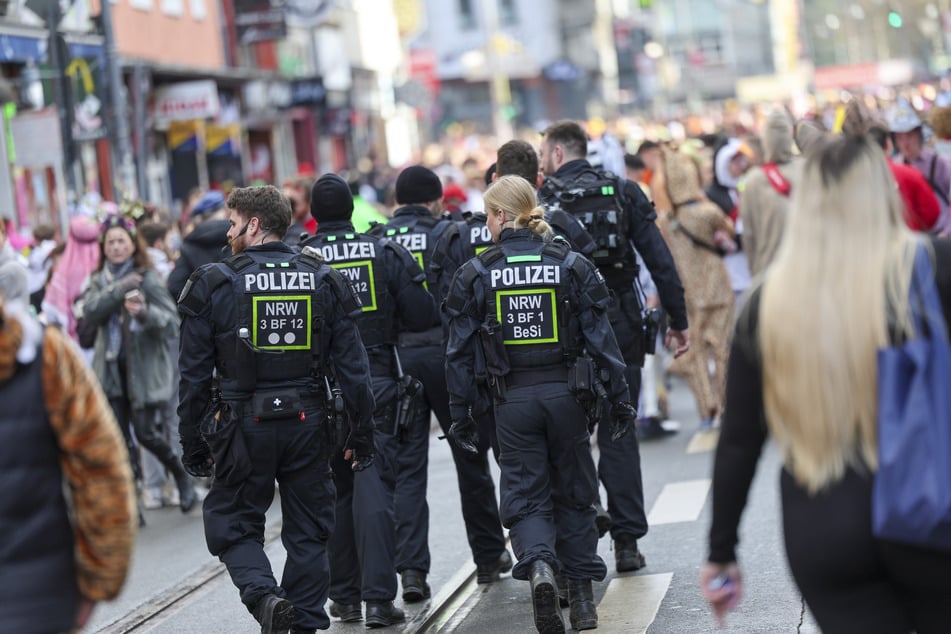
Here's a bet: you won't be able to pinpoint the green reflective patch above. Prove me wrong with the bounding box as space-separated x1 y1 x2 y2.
327 235 337 242
506 255 542 263
329 260 378 311
495 288 558 345
252 295 312 350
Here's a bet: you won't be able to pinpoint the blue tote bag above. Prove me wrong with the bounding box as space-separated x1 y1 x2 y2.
873 247 951 552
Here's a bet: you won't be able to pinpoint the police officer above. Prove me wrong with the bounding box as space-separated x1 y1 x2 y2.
301 174 437 627
369 166 510 599
429 175 515 586
537 120 690 574
445 175 638 633
178 185 375 634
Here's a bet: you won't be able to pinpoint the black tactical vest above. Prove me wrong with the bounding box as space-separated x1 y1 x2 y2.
214 251 334 395
370 213 450 288
539 169 631 268
302 231 396 348
470 241 581 370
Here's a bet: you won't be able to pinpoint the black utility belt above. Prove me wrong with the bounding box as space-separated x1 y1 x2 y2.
505 366 570 388
244 388 318 422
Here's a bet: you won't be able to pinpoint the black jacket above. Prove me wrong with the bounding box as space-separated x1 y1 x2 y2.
168 219 230 301
546 159 688 330
177 241 374 446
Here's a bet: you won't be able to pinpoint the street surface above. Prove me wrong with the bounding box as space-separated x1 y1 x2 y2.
88 377 820 633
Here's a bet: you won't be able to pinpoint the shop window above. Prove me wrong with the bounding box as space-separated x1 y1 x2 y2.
129 0 153 11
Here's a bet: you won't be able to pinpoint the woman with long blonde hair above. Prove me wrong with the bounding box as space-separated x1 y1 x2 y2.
702 131 951 632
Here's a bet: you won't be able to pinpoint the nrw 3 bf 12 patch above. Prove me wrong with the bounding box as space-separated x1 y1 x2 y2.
253 295 312 350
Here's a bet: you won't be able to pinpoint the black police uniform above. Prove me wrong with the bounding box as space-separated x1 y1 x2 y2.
444 228 632 583
300 220 437 611
430 212 512 579
366 205 447 583
178 241 374 632
371 206 509 582
538 159 688 555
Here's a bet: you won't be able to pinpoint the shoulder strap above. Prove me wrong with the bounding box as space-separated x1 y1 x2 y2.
430 221 461 268
672 216 725 256
567 251 609 307
321 265 362 315
542 240 570 261
222 252 255 272
476 245 505 268
177 263 231 313
761 163 792 196
443 259 483 314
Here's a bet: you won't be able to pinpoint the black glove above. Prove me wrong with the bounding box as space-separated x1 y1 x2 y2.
345 426 375 472
448 414 479 455
609 401 638 442
181 440 214 478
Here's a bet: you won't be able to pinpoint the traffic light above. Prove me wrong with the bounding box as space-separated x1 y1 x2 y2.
888 10 902 28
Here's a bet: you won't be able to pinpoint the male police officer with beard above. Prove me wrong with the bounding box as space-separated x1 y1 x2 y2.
445 175 637 633
370 166 511 600
178 185 374 634
537 121 690 574
301 174 437 627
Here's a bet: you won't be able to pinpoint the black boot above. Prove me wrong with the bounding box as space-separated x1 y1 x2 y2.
614 537 645 572
401 569 431 603
477 550 513 583
567 578 598 631
365 601 405 628
529 560 565 634
328 600 362 623
252 594 295 634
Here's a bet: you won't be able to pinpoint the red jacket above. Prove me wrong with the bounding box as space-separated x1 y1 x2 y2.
889 159 941 231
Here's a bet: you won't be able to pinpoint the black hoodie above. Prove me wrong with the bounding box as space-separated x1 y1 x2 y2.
167 219 231 301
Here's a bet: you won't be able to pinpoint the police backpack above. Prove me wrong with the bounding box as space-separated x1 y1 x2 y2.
539 169 631 268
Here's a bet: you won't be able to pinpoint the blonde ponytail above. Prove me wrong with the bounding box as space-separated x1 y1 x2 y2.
521 205 552 239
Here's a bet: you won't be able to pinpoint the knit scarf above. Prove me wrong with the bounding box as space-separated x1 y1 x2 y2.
104 259 134 361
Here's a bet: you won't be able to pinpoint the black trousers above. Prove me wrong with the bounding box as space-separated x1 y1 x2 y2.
328 375 398 603
495 382 607 582
109 396 183 482
203 411 335 631
398 344 506 571
781 468 951 634
596 300 649 541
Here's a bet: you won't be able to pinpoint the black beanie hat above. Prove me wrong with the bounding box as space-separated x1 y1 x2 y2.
395 165 442 205
310 173 354 222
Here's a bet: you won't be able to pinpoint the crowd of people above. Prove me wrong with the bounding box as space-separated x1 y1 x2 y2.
2 94 951 633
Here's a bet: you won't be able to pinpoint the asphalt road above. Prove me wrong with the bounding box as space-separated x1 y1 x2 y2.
88 376 820 633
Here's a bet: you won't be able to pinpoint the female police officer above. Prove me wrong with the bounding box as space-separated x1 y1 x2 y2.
443 175 637 633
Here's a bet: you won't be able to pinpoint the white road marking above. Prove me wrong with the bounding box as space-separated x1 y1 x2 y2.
687 429 719 454
647 479 712 526
597 572 673 633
